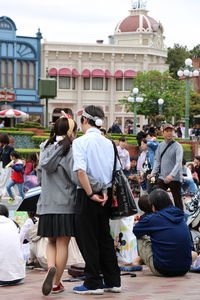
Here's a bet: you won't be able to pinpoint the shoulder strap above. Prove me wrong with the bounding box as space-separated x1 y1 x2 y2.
31 216 37 224
160 140 175 161
111 140 122 182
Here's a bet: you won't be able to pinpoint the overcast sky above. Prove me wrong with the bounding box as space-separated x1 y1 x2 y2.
1 0 199 49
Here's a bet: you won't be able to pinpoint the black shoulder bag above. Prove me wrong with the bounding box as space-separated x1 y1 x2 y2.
110 141 138 220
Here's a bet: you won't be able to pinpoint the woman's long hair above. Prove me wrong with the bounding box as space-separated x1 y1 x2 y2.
45 117 77 156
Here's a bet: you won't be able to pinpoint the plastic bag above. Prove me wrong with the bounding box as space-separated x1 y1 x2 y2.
110 216 138 265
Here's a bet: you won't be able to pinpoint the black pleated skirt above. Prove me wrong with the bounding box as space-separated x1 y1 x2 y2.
37 214 75 238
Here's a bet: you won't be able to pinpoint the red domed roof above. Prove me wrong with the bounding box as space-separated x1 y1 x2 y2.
115 14 159 33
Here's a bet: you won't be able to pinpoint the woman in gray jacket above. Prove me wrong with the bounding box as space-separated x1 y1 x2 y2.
37 116 106 296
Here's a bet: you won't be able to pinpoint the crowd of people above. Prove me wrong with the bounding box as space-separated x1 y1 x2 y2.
0 106 200 296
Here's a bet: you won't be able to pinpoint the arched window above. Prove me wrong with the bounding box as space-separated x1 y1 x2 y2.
17 61 22 88
7 60 13 88
1 60 6 88
29 62 35 89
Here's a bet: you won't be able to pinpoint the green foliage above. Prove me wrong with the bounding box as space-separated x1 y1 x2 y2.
190 92 200 124
166 44 190 78
15 121 44 129
190 44 200 58
31 136 48 148
0 127 19 131
119 70 185 124
0 130 34 136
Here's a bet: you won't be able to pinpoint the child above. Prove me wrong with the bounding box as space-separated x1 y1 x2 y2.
6 151 24 203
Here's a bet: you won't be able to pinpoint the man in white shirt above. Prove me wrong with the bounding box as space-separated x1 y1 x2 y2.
72 105 121 295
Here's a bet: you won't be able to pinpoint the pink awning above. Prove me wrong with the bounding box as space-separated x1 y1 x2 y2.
81 69 91 77
91 69 105 77
114 70 123 78
72 69 79 77
48 68 57 76
58 68 72 77
105 70 112 78
124 70 137 78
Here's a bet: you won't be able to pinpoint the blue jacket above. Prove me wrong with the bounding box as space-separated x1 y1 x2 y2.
133 206 193 274
147 139 159 169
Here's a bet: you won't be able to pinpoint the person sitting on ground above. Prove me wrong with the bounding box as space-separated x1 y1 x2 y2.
125 156 140 196
133 189 196 276
194 156 200 183
187 163 199 187
6 150 24 203
182 159 197 197
0 204 25 286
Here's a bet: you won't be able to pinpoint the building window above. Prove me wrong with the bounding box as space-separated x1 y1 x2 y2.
17 61 22 88
59 77 70 89
1 60 7 88
116 78 123 91
92 78 103 90
124 78 133 91
72 77 76 90
84 78 90 90
105 78 109 91
7 60 14 88
22 61 29 88
29 62 35 89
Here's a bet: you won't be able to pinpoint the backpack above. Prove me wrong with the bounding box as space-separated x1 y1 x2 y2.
27 217 41 242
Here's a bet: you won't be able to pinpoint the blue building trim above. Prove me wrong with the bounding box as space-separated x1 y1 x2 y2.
0 16 43 116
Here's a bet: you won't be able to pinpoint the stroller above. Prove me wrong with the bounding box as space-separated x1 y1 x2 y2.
185 189 200 253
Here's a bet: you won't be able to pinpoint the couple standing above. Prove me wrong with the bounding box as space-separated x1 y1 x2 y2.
37 105 121 296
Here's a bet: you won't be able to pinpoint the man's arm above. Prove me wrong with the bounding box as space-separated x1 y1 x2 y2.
77 170 107 206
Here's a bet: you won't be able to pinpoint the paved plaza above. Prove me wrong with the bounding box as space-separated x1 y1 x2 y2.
1 267 200 300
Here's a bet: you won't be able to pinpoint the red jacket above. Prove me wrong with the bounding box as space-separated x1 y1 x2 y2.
11 160 24 184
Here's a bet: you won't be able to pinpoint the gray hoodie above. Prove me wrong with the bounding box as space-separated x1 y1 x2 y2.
37 143 107 215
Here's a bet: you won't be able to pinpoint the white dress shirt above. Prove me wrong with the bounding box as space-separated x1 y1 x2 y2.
72 127 120 187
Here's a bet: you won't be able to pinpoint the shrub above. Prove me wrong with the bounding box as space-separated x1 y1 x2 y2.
0 130 34 136
16 148 40 160
15 121 44 129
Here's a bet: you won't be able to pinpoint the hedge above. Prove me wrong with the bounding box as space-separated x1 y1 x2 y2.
15 122 44 129
16 148 40 159
0 130 34 136
0 127 19 131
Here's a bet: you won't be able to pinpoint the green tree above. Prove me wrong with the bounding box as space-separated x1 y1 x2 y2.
166 44 190 78
119 70 185 124
190 91 200 124
190 44 200 58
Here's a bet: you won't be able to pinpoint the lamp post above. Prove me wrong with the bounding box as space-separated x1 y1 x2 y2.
177 58 199 140
128 87 143 135
158 98 164 115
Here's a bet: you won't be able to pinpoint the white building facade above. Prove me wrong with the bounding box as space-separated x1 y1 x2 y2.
41 1 168 131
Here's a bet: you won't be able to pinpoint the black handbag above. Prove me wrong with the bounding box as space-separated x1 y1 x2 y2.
110 141 138 220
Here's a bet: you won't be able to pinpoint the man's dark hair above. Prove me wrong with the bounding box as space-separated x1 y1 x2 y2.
0 133 9 145
182 158 187 165
0 204 9 217
141 138 147 144
81 105 104 128
138 195 152 214
119 137 126 142
195 156 200 161
10 150 20 159
130 156 138 162
149 189 173 211
100 128 106 135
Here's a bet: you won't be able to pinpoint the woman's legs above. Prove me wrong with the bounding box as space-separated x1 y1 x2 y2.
46 236 71 285
54 236 70 285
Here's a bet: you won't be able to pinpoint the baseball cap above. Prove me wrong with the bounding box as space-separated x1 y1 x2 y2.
162 123 174 131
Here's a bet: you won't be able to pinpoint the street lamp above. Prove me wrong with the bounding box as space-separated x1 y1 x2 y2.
177 58 199 140
128 87 143 135
158 98 164 115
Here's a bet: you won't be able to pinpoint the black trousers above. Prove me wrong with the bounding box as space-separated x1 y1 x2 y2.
75 188 121 290
156 179 183 210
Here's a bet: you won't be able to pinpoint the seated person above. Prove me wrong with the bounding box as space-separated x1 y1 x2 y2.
0 204 25 286
133 189 196 276
20 211 48 270
125 156 140 196
182 159 197 197
187 163 199 188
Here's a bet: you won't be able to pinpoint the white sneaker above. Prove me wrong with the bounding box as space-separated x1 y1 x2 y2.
104 286 122 293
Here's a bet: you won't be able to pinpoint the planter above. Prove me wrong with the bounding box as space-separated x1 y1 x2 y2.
21 128 45 136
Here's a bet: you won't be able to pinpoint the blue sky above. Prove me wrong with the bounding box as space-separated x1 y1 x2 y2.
1 0 199 49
